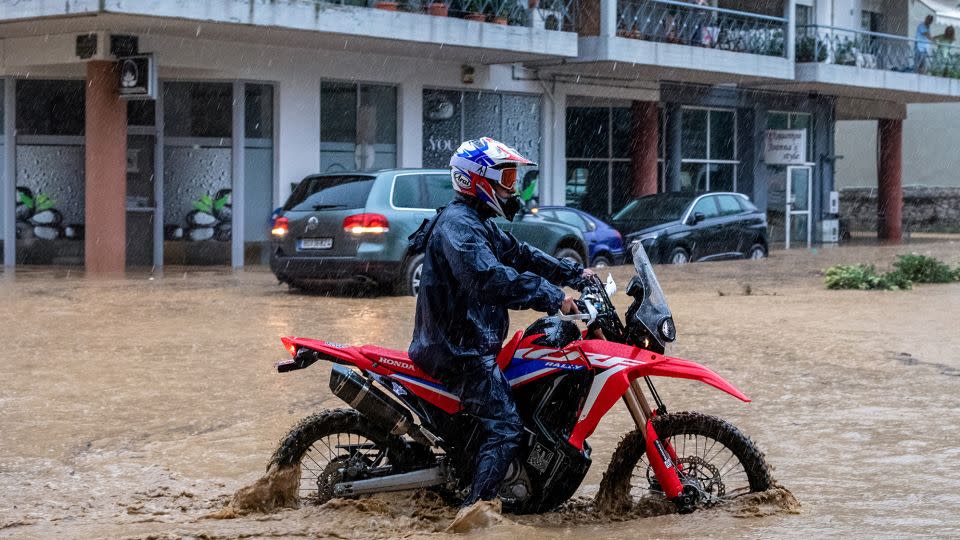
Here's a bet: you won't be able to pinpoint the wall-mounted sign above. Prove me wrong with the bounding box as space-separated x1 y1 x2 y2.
117 53 157 100
764 129 807 165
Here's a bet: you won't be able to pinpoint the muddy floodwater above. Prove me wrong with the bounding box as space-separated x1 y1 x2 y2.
2 240 959 539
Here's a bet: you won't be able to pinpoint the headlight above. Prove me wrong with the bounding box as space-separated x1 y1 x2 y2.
659 317 676 342
630 231 661 247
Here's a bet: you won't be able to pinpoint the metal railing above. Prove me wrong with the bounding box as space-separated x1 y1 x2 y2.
616 0 787 57
796 25 960 79
298 0 577 30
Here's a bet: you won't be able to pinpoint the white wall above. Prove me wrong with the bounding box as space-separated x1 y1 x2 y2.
836 102 960 188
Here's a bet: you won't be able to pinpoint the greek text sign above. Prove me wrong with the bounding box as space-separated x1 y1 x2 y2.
764 130 807 165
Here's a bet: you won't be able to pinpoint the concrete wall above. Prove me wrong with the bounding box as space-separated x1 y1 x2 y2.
841 185 960 231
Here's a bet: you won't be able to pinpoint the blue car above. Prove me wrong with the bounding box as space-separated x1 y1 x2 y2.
535 206 625 267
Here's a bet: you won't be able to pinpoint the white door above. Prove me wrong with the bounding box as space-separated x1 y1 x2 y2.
785 166 812 250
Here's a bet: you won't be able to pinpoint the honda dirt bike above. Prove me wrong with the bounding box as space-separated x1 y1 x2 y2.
270 244 771 514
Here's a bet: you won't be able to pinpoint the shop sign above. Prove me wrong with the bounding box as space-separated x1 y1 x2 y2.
764 129 806 165
117 53 157 100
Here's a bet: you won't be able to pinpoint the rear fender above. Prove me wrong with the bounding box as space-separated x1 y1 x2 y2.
276 336 377 373
566 339 749 448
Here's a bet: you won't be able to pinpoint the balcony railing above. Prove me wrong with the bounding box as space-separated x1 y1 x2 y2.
616 0 787 57
297 0 578 30
797 25 960 79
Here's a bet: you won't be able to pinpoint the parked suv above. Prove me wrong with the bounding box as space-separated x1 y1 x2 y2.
270 169 588 295
611 192 768 265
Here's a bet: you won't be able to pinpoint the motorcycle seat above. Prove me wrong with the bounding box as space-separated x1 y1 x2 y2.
358 345 439 382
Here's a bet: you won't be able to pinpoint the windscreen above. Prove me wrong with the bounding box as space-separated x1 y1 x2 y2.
283 175 375 212
613 195 689 222
631 243 673 347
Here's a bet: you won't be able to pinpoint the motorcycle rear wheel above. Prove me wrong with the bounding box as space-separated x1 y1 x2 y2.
268 408 411 505
596 411 772 512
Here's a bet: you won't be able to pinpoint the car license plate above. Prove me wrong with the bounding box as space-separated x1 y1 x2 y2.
299 237 333 250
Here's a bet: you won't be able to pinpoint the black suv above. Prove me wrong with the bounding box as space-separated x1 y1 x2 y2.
611 192 768 264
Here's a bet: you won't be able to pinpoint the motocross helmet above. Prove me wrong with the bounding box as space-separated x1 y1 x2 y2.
450 137 536 221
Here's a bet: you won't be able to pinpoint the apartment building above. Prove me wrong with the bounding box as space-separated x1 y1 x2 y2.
0 0 955 272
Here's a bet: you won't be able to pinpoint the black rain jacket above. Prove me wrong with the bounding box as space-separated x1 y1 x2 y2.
408 196 583 377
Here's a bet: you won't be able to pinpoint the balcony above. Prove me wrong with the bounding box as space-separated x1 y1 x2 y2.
0 0 580 63
794 25 960 102
573 0 793 83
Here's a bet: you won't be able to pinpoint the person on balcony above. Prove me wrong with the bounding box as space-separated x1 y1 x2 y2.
916 14 935 73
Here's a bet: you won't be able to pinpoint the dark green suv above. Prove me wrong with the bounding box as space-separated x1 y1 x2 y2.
270 169 588 295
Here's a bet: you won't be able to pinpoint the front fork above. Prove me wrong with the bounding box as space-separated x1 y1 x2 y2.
623 378 697 512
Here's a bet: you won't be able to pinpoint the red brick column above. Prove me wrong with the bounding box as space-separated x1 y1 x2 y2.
84 61 127 274
630 101 659 197
877 118 902 242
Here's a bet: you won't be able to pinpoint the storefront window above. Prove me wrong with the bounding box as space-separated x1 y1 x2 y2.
321 82 397 173
679 106 738 192
163 82 233 265
565 106 633 217
15 80 85 265
16 80 84 136
422 89 541 170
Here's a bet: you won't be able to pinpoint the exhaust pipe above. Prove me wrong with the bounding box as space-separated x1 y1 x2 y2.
329 364 413 436
333 466 444 497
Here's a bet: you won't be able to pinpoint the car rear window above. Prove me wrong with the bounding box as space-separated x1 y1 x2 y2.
284 175 375 212
716 195 744 216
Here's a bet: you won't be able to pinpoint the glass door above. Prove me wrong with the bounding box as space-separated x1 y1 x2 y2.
786 166 812 249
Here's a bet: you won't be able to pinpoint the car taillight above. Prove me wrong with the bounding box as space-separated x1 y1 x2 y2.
271 216 289 237
343 213 389 235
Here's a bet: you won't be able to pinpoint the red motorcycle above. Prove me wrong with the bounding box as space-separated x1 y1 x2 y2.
271 245 771 513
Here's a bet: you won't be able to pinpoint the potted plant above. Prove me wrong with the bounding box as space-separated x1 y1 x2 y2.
374 0 399 11
462 0 486 22
491 0 510 25
428 1 448 16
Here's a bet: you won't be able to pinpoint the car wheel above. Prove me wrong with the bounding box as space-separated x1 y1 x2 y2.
592 255 612 268
554 248 585 268
400 253 425 297
669 247 690 265
747 243 766 260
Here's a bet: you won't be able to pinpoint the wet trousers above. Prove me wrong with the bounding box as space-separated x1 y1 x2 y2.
431 355 524 506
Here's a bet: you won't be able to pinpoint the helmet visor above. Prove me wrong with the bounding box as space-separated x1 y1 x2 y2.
498 167 517 191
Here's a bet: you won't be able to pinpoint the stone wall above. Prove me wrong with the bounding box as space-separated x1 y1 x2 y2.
840 186 960 233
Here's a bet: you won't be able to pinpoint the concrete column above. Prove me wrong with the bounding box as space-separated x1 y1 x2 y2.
665 103 682 192
231 81 245 269
785 0 796 62
877 118 903 242
3 79 14 268
630 101 659 197
599 0 617 37
398 80 423 169
84 61 127 275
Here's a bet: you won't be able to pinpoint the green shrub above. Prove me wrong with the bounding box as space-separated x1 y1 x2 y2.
892 254 958 283
823 264 912 291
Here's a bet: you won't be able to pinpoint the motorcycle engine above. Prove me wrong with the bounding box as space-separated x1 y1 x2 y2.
500 458 532 502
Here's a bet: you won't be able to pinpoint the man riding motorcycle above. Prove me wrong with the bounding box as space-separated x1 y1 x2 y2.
408 137 593 528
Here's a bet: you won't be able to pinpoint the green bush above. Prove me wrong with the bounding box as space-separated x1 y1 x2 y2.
823 264 913 291
892 254 959 284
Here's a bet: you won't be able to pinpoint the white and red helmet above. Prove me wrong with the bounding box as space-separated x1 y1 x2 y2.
450 137 536 219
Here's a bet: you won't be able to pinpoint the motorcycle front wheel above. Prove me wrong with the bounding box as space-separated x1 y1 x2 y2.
268 408 412 505
596 411 772 512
